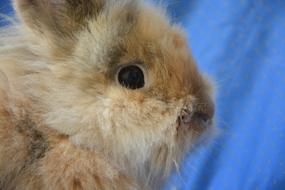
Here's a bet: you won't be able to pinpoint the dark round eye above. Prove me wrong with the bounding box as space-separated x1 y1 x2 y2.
118 65 145 89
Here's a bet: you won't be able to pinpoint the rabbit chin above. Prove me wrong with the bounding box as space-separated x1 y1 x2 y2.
43 85 201 187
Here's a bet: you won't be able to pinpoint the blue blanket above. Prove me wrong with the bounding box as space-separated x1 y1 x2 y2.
1 1 285 189
164 0 285 190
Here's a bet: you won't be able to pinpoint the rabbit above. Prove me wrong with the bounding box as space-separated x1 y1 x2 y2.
0 0 215 189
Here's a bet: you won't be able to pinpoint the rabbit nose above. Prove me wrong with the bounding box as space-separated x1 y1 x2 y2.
179 109 213 128
178 100 214 127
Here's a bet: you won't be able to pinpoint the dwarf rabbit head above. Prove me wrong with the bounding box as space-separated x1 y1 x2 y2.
14 0 215 186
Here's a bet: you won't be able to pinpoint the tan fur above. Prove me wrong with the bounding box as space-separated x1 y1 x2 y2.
0 0 215 189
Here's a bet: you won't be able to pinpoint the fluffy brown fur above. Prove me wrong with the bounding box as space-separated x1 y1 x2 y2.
0 0 215 189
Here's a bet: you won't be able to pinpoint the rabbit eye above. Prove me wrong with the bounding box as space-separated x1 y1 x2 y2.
117 65 145 89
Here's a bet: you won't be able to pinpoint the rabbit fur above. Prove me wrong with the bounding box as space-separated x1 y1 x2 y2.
0 0 215 189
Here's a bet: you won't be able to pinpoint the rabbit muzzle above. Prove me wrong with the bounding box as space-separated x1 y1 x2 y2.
178 99 214 130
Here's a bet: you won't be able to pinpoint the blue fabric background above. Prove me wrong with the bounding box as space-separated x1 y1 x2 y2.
1 0 285 189
163 1 285 190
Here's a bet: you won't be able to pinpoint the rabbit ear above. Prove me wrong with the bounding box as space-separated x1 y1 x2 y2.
14 0 104 40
